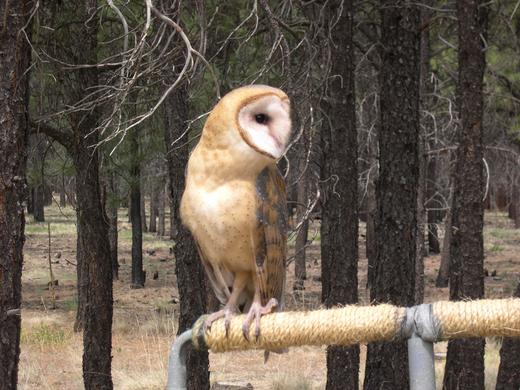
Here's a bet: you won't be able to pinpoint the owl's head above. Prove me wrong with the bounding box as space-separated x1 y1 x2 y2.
202 85 292 161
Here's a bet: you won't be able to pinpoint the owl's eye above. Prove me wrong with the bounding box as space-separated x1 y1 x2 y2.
255 113 269 125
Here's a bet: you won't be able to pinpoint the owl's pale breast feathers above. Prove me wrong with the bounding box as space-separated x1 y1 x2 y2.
181 177 257 271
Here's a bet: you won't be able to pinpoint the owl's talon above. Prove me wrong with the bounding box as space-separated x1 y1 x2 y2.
242 323 251 341
224 317 231 337
204 306 237 335
242 298 278 341
255 321 261 341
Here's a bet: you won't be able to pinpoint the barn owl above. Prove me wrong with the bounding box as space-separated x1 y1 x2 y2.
180 85 291 340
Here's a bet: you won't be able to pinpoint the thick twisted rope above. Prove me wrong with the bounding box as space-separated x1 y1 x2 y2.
191 299 520 353
433 299 520 339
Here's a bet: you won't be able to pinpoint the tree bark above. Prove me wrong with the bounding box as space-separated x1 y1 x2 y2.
415 131 426 304
0 1 32 387
149 183 158 233
496 282 520 389
140 186 148 233
164 82 209 389
426 156 441 253
33 184 45 222
27 188 34 214
442 0 488 388
59 188 67 208
420 1 442 256
107 170 119 280
293 155 309 291
158 183 166 236
169 201 176 239
366 94 378 289
129 130 145 288
73 134 113 390
364 0 420 388
35 2 114 387
510 181 520 228
320 1 359 388
414 3 433 303
436 186 453 287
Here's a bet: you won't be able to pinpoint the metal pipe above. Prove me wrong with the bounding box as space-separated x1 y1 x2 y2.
407 333 436 390
166 329 193 390
406 304 438 390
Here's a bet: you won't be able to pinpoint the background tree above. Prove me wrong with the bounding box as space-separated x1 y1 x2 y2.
129 127 146 288
443 0 489 387
364 0 420 388
318 1 360 388
0 1 33 387
32 1 114 387
496 281 520 389
160 3 210 388
164 82 210 390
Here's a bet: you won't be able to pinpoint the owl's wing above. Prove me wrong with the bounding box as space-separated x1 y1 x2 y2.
253 165 288 307
194 241 230 305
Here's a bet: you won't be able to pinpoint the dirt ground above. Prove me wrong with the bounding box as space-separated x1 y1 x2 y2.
18 205 519 389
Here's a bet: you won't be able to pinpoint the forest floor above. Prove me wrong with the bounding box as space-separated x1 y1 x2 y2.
18 205 520 389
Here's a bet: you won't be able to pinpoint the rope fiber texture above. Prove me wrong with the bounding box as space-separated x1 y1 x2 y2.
433 299 520 340
191 299 520 353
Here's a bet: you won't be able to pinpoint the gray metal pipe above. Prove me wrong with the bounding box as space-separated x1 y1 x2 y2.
407 334 436 390
166 329 193 390
406 304 438 390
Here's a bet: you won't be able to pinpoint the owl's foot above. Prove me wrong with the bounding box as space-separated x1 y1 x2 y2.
204 306 237 336
241 298 278 341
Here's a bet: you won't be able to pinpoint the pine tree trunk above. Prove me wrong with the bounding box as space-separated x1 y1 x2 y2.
511 181 520 228
365 1 420 388
27 187 34 214
73 135 113 389
149 184 158 233
415 4 433 303
293 156 308 291
170 201 176 239
0 1 32 386
33 184 45 222
442 0 488 388
415 131 426 304
67 178 76 209
320 1 359 388
496 282 520 389
43 185 53 206
34 2 115 387
421 3 441 255
426 156 441 253
158 183 166 236
141 185 148 233
127 193 131 223
59 188 67 208
164 82 209 389
436 187 453 287
107 171 119 280
366 103 378 289
33 136 48 222
130 130 145 289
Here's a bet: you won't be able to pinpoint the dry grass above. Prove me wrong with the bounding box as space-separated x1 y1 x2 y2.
18 205 519 389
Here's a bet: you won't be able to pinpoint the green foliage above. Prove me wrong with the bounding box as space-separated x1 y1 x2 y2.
489 228 516 241
21 323 70 347
488 243 504 253
63 296 78 312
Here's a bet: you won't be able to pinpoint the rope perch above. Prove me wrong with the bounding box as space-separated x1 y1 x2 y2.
191 299 520 353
